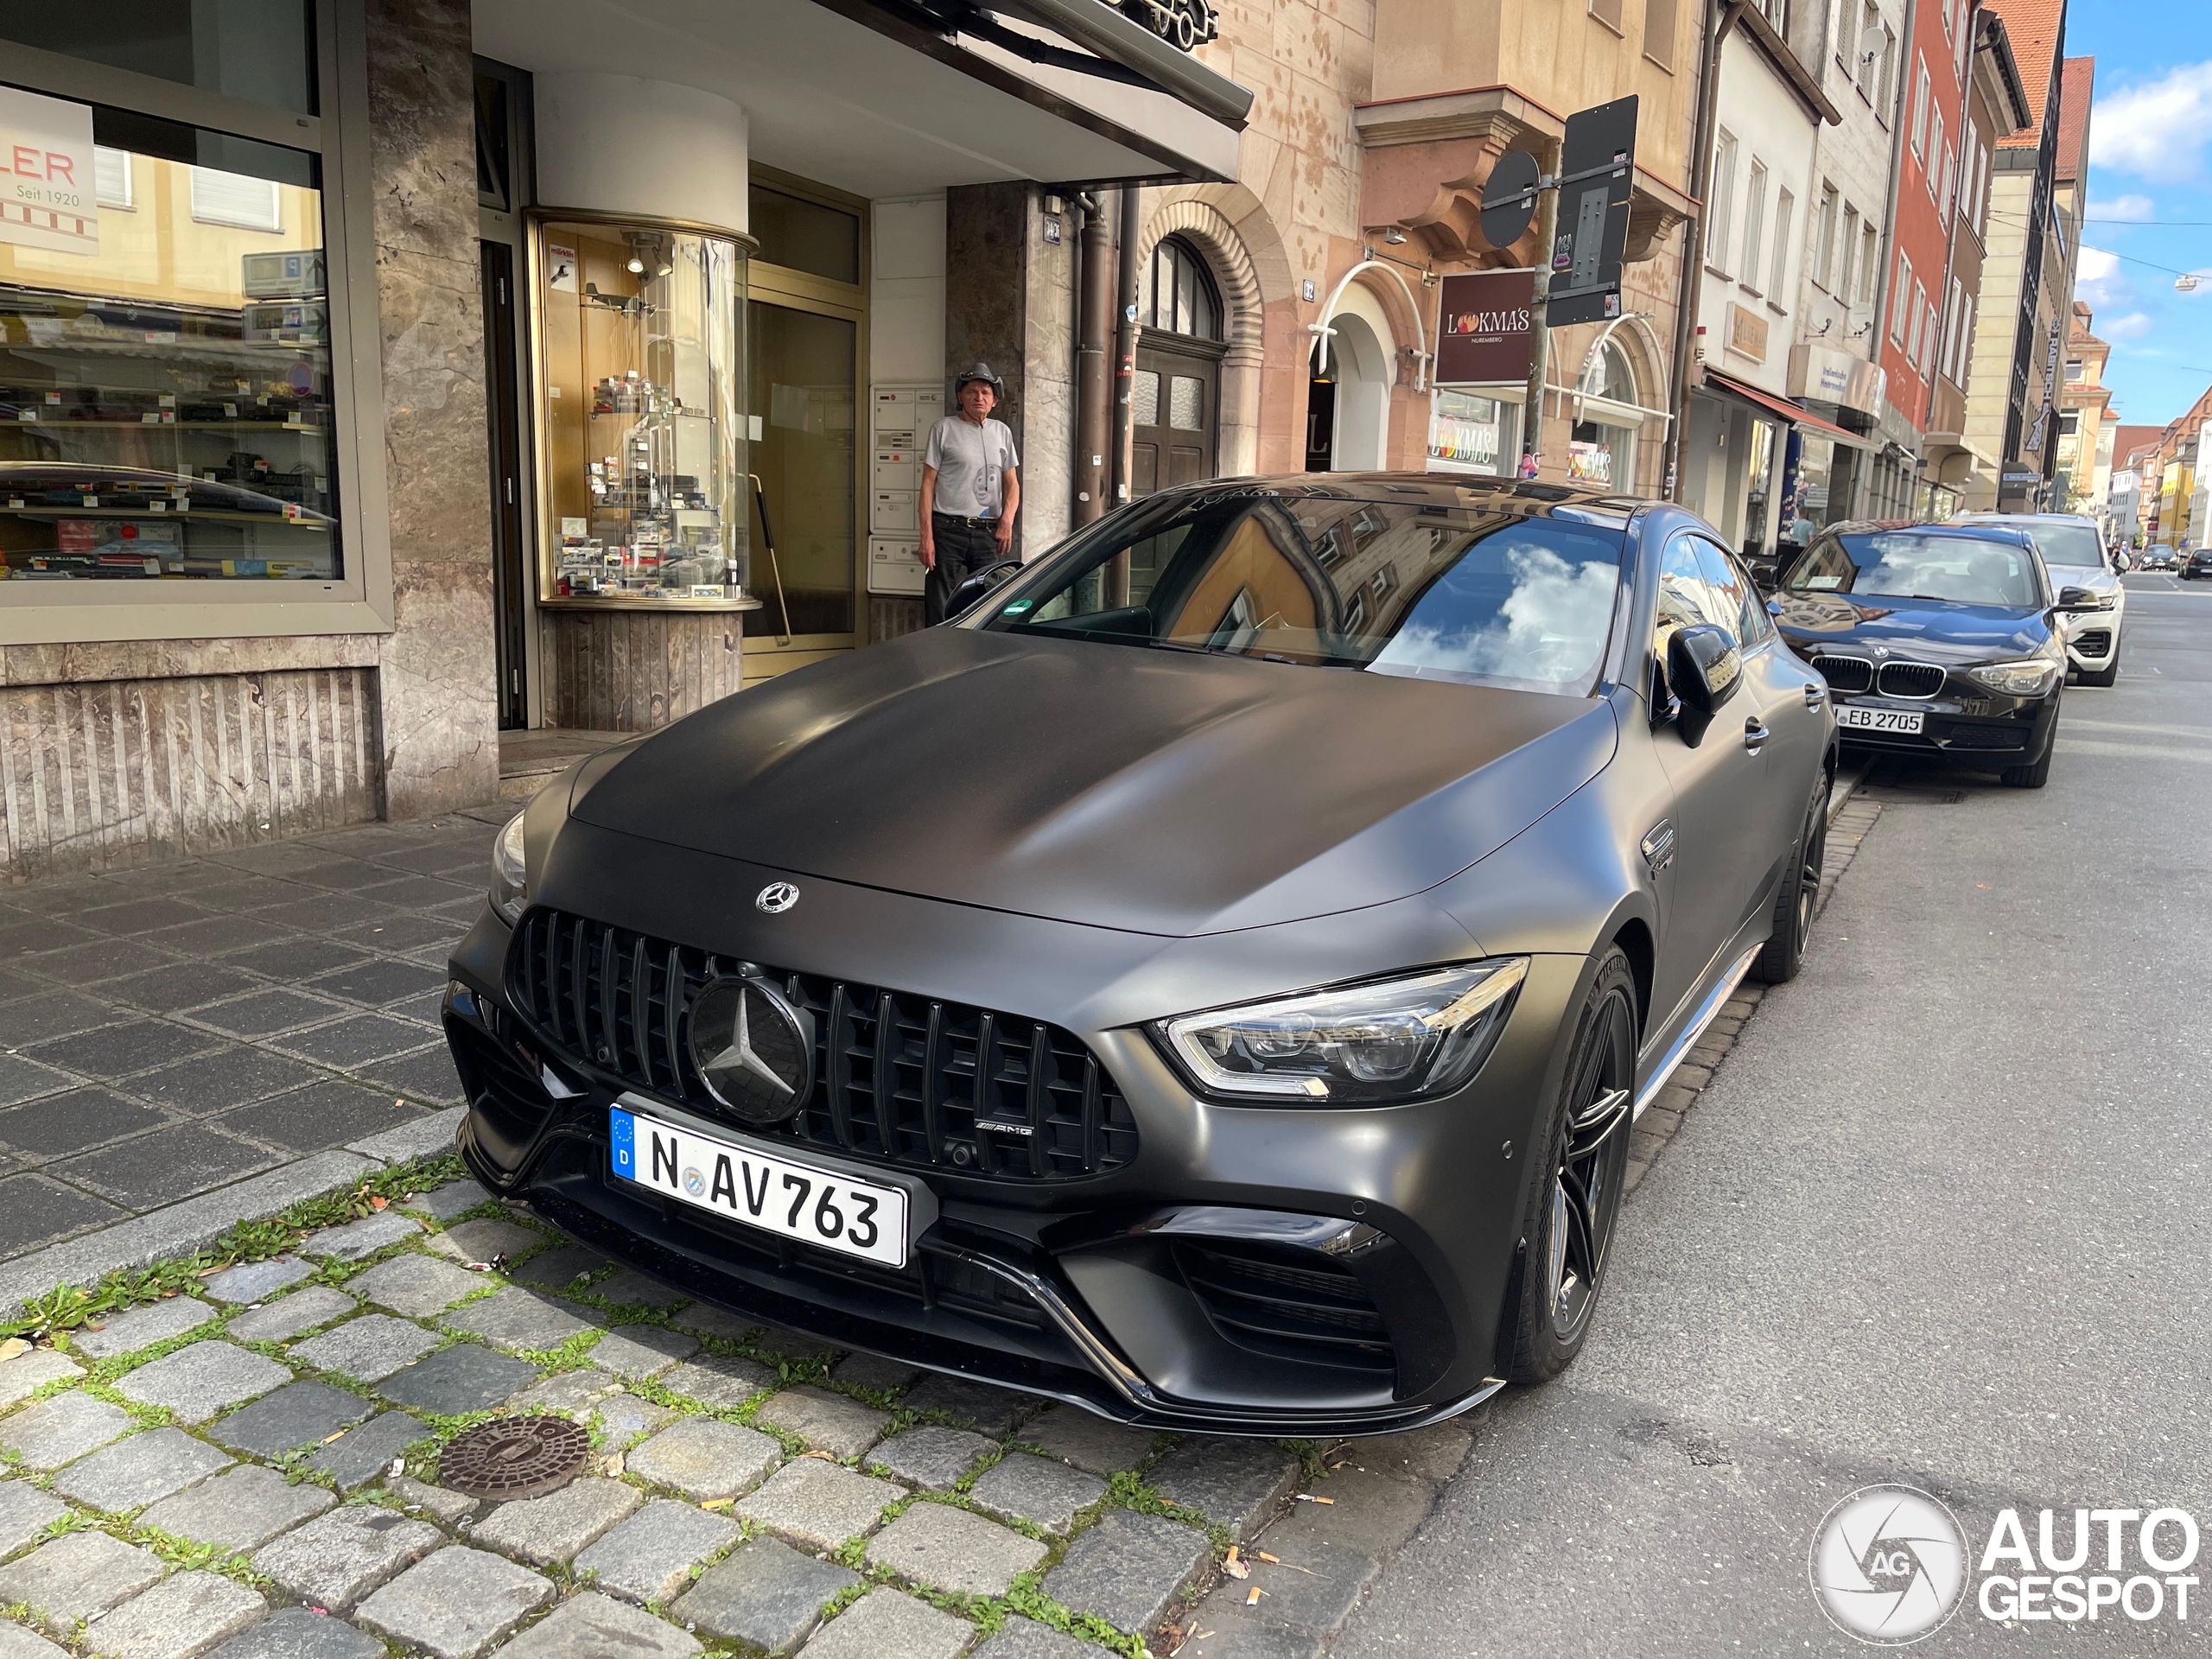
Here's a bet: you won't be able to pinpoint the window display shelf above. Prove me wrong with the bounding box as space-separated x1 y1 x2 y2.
0 506 327 525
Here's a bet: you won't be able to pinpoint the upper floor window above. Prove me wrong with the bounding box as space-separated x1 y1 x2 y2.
1141 237 1222 340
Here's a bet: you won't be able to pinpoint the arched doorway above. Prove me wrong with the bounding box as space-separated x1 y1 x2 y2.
1568 334 1643 488
1132 236 1224 494
1307 284 1395 472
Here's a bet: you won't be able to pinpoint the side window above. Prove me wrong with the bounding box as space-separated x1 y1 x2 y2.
1694 540 1770 644
1657 535 1729 649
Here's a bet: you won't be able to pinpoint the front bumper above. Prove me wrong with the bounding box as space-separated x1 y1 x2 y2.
1826 683 2058 764
442 880 1570 1437
2059 605 2121 671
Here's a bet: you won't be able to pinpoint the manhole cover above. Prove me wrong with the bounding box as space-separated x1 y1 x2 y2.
441 1415 590 1500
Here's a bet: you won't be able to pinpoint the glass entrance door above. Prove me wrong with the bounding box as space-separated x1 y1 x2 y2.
745 299 857 645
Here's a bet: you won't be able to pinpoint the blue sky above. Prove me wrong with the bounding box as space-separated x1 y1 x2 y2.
2069 0 2212 429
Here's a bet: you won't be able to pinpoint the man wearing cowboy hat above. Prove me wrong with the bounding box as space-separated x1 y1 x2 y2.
920 361 1021 624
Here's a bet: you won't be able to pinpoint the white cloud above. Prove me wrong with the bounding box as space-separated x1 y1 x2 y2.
2090 62 2212 182
2102 312 2154 340
2075 245 2134 310
2086 194 2155 222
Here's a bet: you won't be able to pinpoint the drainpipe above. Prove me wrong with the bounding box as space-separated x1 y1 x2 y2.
1667 0 1748 501
1869 0 1921 518
1074 191 1112 527
1111 186 1143 510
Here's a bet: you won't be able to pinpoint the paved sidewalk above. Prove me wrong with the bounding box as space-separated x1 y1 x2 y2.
0 806 512 1308
0 1174 1470 1658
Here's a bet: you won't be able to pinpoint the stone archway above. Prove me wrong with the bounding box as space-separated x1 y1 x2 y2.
1138 189 1285 479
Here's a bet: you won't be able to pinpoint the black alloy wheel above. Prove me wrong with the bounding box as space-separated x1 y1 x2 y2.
1508 948 1637 1383
1753 772 1829 984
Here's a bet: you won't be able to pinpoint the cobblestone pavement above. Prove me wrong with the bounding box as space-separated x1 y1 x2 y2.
0 809 512 1287
1 1173 1473 1658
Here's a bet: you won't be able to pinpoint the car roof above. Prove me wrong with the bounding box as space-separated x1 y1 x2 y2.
1817 518 2036 546
1149 471 1646 531
1956 512 2098 526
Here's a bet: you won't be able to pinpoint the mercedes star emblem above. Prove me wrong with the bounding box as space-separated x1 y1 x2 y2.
755 882 800 914
687 975 815 1127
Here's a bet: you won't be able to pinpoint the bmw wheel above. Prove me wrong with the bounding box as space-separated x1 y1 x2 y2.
1508 948 1637 1383
1752 772 1829 984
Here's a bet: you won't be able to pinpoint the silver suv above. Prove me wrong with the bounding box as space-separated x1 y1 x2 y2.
1956 512 2124 686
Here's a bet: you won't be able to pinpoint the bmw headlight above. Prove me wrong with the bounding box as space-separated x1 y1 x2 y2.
1969 659 2061 697
491 812 528 924
1158 959 1529 1104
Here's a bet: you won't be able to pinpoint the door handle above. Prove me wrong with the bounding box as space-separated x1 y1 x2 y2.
1803 681 1827 709
1743 718 1771 753
1640 820 1675 874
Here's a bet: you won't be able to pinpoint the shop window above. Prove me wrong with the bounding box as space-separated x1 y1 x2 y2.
95 148 133 210
1142 238 1221 340
1 109 341 583
191 167 283 232
534 218 747 606
1427 391 1518 476
749 185 859 287
2 3 319 118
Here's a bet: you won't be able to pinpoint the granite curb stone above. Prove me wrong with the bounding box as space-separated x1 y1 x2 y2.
81 1567 268 1658
49 1424 231 1513
353 1545 554 1659
289 1314 441 1382
112 1340 292 1423
489 1591 702 1659
70 1296 218 1358
864 1500 1047 1597
669 1535 858 1653
570 1497 741 1605
250 1503 443 1609
624 1418 780 1503
0 1529 165 1624
136 1463 335 1552
224 1286 356 1344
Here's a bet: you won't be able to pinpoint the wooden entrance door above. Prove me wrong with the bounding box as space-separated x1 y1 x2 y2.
1131 337 1222 496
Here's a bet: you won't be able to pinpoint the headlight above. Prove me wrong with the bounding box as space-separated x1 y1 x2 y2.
1158 958 1529 1104
1969 660 2061 696
491 812 528 924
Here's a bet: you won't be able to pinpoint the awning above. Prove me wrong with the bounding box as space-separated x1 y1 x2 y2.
1701 369 1872 449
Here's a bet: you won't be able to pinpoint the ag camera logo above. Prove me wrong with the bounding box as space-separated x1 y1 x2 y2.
1810 1484 1970 1644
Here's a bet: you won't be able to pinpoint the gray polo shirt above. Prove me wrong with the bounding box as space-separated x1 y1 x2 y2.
925 414 1019 519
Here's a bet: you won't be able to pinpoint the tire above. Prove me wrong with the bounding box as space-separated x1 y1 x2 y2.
2001 741 2054 788
1505 948 1637 1385
1751 772 1829 984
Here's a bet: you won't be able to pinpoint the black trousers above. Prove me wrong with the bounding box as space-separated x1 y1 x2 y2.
925 514 1004 625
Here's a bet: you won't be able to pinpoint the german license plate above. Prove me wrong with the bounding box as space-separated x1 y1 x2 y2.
610 1106 910 1268
1836 705 1924 734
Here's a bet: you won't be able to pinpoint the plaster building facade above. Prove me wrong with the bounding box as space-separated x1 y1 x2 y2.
1679 1 1840 556
2055 301 2111 517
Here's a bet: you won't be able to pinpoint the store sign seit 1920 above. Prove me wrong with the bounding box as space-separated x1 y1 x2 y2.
1434 269 1537 385
0 85 99 258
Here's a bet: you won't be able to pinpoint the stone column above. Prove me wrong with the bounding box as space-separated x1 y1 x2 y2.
363 0 499 816
944 183 1075 556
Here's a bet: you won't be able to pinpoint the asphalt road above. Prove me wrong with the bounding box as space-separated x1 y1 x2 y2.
1332 574 2212 1655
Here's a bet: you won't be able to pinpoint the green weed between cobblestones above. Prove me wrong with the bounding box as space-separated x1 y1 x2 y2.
129 1523 269 1587
3 1153 467 1340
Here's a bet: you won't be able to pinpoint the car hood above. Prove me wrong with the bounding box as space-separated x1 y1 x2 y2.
568 628 1618 938
1771 591 2050 664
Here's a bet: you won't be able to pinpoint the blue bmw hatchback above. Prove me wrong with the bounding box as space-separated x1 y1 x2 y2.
1770 521 2100 789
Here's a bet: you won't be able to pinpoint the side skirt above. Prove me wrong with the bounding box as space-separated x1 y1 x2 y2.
1632 944 1760 1121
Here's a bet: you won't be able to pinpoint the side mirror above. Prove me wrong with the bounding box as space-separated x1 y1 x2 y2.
1745 556 1780 594
942 558 1024 622
1665 624 1742 746
2053 585 2100 613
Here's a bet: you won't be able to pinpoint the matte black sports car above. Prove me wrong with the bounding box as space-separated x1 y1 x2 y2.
1770 521 2099 789
446 476 1836 1435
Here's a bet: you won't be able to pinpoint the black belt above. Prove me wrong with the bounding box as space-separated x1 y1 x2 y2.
932 512 999 527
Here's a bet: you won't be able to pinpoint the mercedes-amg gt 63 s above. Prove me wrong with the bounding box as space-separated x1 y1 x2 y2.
446 476 1836 1435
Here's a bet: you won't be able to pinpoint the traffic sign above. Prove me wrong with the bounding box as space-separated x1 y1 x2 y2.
1547 95 1637 327
1479 150 1541 251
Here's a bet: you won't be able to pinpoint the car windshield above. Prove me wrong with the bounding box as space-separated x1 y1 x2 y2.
1785 531 2042 608
2028 522 2106 568
982 487 1626 696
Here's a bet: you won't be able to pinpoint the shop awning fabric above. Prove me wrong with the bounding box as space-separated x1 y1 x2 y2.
1701 369 1872 448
